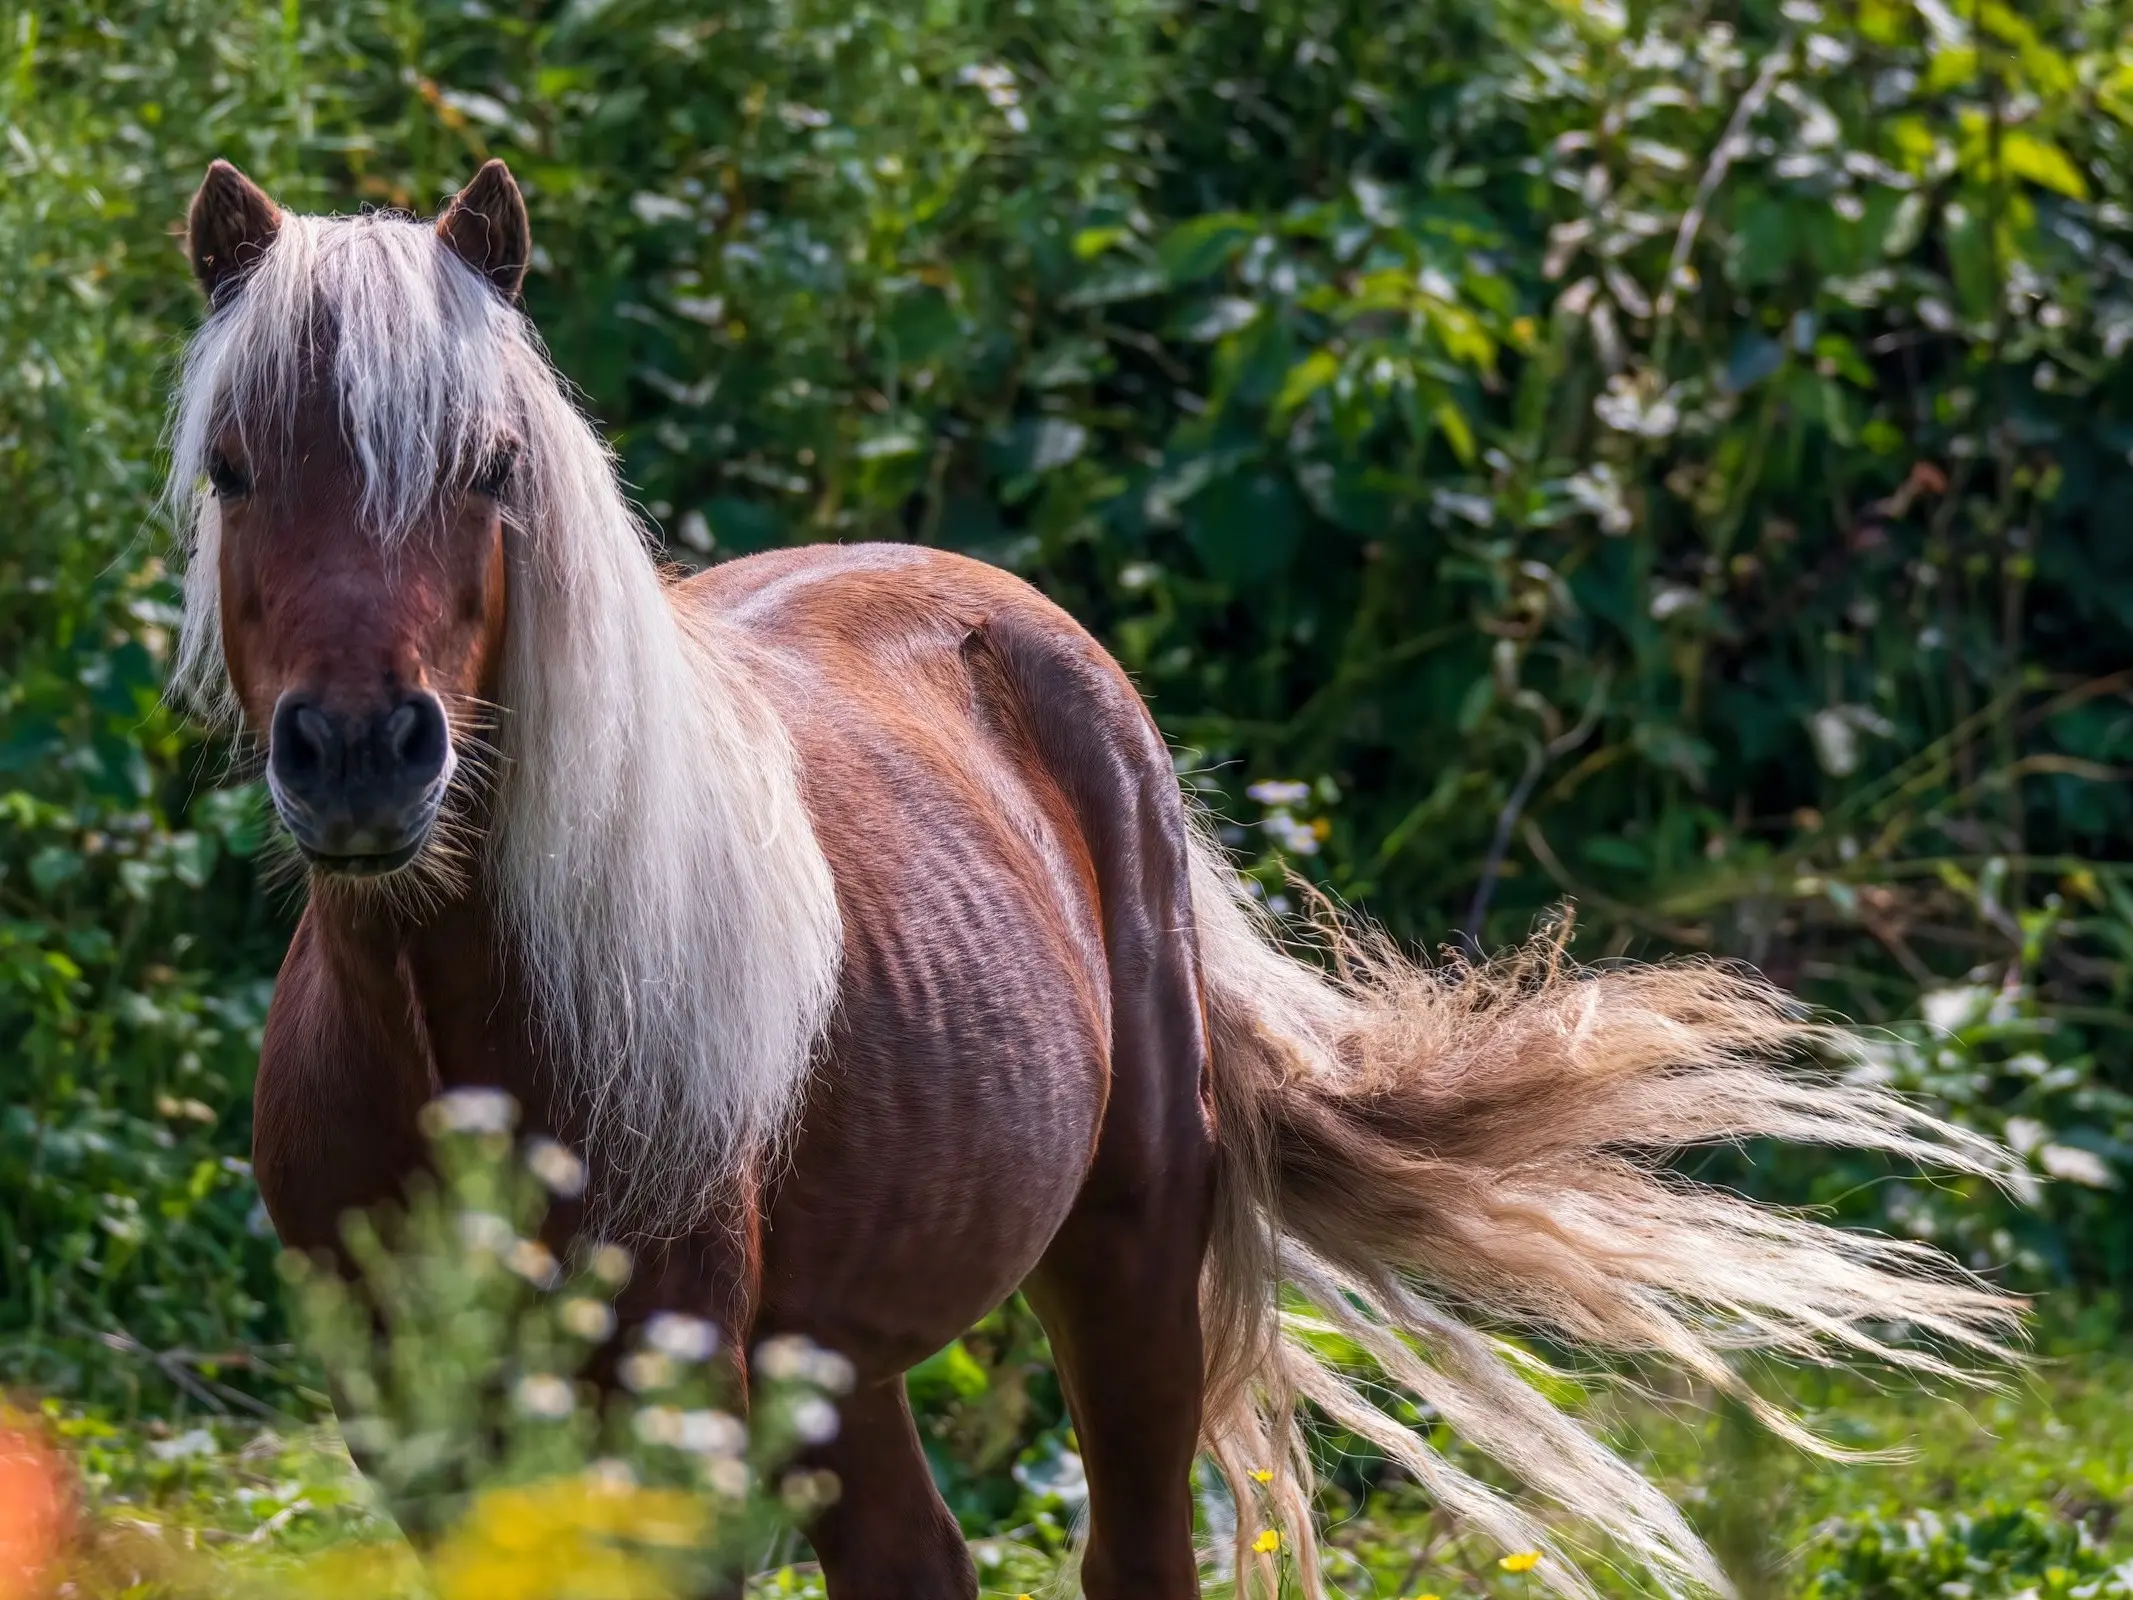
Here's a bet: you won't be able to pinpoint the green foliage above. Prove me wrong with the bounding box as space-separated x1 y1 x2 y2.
34 1344 2133 1596
0 0 306 1395
1314 1345 2133 1600
1803 1505 2131 1600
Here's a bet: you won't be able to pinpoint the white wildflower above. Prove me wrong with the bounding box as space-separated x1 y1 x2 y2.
618 1351 675 1393
634 1405 684 1447
678 1410 747 1456
789 1396 840 1445
420 1086 518 1137
524 1138 587 1199
559 1297 617 1342
2040 1145 2115 1189
456 1210 516 1257
1921 986 1990 1034
508 1238 562 1290
514 1374 575 1420
644 1312 720 1362
583 1242 633 1287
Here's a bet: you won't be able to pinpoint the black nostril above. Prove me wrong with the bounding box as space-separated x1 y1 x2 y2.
387 694 448 782
291 708 334 773
270 695 343 792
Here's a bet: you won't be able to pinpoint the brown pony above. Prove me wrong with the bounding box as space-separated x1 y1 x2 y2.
170 158 2020 1598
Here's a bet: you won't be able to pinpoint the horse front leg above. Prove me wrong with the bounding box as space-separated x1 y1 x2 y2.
600 1222 764 1600
798 1376 977 1600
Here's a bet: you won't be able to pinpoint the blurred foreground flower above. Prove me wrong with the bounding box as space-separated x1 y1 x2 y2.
264 1090 843 1595
426 1474 708 1600
10 1094 848 1600
0 1417 70 1600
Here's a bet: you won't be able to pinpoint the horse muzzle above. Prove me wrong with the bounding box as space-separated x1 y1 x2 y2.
266 689 453 876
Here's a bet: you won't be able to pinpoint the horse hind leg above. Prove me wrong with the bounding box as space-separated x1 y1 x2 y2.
1023 982 1218 1599
1024 1144 1214 1599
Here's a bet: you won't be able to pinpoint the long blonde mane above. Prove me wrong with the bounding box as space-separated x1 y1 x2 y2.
165 210 844 1234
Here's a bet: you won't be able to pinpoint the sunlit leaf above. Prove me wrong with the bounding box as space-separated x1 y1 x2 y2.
1156 212 1258 285
1272 349 1340 422
2001 130 2088 200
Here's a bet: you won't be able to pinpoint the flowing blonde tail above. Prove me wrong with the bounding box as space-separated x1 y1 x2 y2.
1189 831 2026 1599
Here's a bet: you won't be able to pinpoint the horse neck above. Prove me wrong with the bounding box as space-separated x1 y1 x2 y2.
304 872 568 1141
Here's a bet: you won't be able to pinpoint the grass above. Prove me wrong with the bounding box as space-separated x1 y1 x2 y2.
17 1326 2131 1599
1325 1342 2133 1600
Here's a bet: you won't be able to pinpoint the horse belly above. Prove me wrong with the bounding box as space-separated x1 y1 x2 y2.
758 911 1107 1378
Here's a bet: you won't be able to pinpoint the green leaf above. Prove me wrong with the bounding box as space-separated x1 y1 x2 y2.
1071 225 1131 259
1924 47 1978 94
1728 193 1797 288
1156 212 1257 285
1581 835 1649 873
1814 333 1875 388
1060 264 1166 310
907 1339 990 1402
1434 399 1477 467
989 417 1089 476
1026 418 1088 472
168 832 217 890
881 288 962 364
1860 417 1904 454
704 496 781 554
28 845 83 893
1022 338 1105 388
854 428 926 462
1273 349 1339 421
2001 130 2088 200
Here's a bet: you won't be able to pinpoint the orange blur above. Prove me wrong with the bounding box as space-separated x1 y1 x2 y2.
0 1421 70 1600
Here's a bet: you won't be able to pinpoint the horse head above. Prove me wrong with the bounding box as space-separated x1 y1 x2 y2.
177 159 531 877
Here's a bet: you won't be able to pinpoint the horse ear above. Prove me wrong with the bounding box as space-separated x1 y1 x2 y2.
437 159 530 300
187 160 282 304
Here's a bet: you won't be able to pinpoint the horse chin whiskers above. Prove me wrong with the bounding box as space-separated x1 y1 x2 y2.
304 824 470 923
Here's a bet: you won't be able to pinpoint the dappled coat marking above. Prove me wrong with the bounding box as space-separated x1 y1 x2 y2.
170 158 2022 1600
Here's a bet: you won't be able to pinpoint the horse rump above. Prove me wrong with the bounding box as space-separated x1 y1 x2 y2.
1186 828 2025 1599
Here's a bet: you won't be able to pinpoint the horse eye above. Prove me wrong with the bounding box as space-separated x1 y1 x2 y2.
206 452 252 499
470 444 519 498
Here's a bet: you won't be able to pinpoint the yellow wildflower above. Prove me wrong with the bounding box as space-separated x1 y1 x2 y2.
1252 1529 1282 1555
1249 1468 1274 1484
1499 1550 1542 1574
427 1473 708 1600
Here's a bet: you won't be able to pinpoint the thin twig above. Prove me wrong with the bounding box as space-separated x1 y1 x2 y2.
1651 36 1794 345
97 1330 286 1420
1519 818 1708 945
1462 675 1610 947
